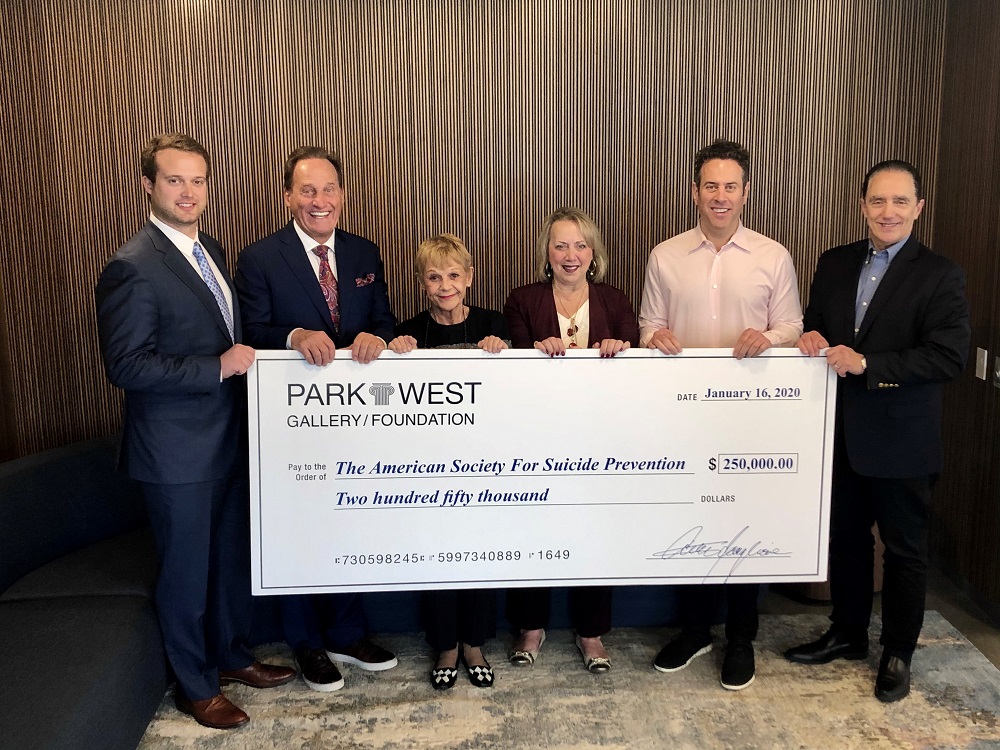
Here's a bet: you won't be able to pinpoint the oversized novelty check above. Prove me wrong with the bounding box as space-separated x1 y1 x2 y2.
248 348 836 594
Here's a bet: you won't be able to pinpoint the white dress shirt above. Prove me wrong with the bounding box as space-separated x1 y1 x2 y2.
149 214 233 315
292 221 337 281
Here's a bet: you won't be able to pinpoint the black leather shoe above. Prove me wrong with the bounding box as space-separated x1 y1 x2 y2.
875 654 911 702
784 628 868 664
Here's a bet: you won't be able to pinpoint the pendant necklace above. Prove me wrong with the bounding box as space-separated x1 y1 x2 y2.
554 287 587 349
424 307 469 348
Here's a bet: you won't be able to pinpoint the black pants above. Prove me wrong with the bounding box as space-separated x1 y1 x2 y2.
505 586 612 638
280 593 368 652
423 589 497 652
829 439 933 660
677 583 760 643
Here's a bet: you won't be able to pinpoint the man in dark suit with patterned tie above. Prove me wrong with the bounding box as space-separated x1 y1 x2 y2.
235 146 397 692
784 160 971 702
95 134 295 730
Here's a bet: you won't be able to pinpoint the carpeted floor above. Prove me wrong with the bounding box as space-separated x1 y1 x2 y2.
138 611 1000 749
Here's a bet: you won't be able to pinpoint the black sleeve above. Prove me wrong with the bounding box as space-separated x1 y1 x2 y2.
395 312 426 339
488 309 511 340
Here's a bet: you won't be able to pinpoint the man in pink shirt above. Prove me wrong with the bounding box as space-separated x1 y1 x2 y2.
640 138 803 690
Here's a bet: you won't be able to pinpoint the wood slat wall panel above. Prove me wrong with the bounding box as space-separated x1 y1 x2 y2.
932 0 1000 614
0 0 947 458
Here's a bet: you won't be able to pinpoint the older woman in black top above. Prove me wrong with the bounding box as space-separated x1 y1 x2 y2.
389 233 508 689
503 207 639 672
391 234 508 352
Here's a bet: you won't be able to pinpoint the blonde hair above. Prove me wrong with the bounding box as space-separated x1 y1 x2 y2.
415 233 473 278
534 207 608 283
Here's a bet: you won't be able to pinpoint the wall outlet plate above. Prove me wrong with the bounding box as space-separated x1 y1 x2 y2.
976 348 989 379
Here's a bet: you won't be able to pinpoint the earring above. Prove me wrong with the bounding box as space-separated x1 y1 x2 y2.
586 260 597 280
544 262 553 280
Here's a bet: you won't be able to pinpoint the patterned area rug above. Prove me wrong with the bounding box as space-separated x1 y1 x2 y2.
138 612 1000 749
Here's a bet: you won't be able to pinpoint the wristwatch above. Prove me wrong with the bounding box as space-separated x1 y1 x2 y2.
860 356 867 372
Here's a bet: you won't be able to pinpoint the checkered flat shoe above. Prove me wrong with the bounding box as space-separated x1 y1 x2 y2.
430 666 459 690
462 657 495 688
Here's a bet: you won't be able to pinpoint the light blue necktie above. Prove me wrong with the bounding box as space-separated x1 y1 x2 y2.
192 241 234 341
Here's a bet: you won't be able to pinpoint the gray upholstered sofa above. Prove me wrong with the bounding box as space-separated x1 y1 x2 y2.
0 435 166 750
0 434 685 749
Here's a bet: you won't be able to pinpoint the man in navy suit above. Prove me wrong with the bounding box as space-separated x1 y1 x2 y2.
236 146 397 692
95 134 296 730
784 160 970 702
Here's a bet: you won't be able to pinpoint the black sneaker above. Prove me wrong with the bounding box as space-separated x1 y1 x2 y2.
296 648 345 692
653 632 713 673
721 640 755 690
327 638 398 671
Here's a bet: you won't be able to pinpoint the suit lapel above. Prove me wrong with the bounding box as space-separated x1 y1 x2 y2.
855 236 922 345
334 230 355 334
277 222 336 335
829 242 867 345
146 224 233 342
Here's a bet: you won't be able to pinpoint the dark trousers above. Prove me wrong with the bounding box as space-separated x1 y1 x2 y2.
505 586 612 638
280 593 368 652
678 583 760 643
423 588 497 652
829 441 933 659
141 478 254 701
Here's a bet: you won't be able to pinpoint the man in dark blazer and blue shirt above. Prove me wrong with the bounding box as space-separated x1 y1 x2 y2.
785 160 971 703
236 146 397 692
95 134 295 730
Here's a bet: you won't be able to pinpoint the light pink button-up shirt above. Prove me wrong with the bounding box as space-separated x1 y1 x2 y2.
638 223 803 348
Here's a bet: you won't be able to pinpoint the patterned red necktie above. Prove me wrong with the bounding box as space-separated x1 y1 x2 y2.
312 245 340 329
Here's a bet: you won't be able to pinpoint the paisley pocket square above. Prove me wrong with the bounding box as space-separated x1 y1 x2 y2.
356 273 375 287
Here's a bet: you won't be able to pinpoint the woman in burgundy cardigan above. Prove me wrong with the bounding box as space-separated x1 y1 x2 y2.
502 207 639 673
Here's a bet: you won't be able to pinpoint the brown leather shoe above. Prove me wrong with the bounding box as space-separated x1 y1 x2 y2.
219 660 297 689
174 693 249 730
